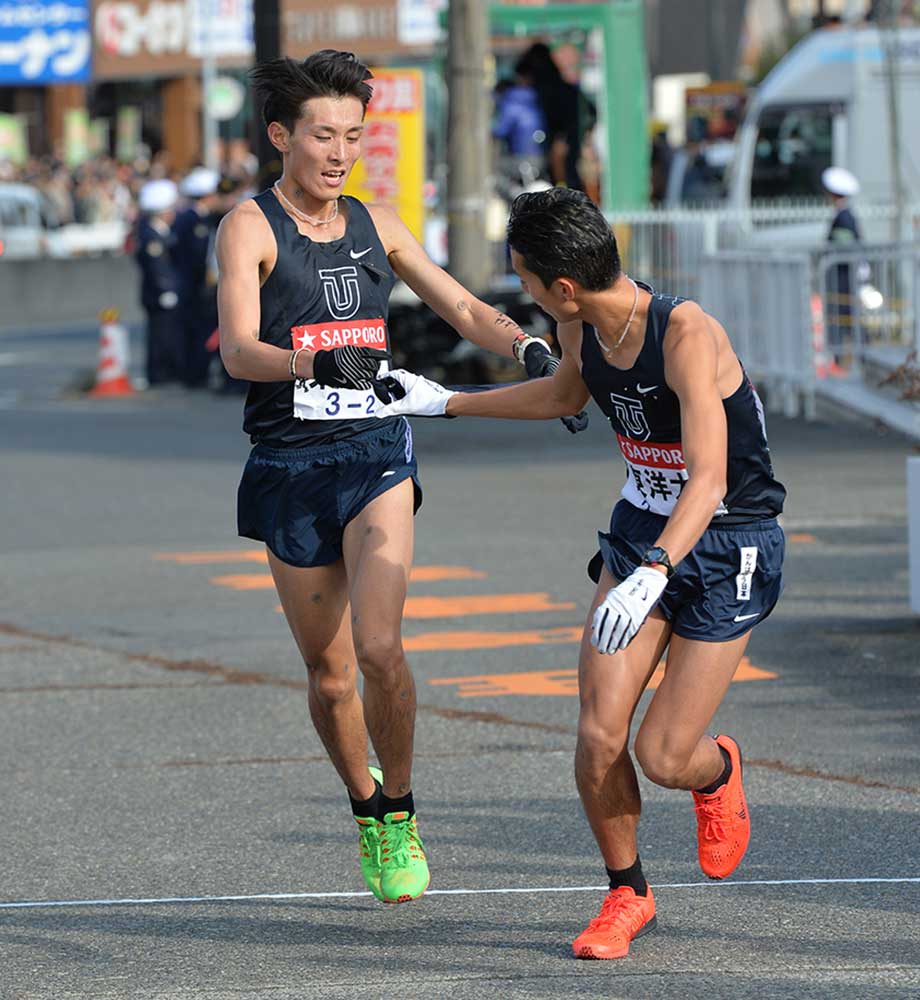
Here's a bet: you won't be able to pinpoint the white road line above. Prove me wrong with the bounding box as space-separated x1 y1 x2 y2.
0 877 918 910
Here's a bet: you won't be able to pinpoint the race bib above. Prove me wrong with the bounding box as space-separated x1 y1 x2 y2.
616 433 728 517
617 434 689 516
290 318 389 421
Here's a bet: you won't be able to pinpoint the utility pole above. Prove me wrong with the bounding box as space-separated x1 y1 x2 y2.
446 0 491 291
253 0 282 186
879 0 907 241
200 0 218 170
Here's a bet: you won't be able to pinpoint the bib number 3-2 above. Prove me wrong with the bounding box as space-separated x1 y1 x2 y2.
294 380 381 420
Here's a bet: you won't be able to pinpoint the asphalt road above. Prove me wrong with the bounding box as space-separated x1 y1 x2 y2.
1 325 919 999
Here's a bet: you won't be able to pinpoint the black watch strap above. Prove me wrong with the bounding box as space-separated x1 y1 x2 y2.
641 546 674 578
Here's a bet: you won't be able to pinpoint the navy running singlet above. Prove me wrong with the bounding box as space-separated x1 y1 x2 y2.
242 191 398 447
580 282 786 524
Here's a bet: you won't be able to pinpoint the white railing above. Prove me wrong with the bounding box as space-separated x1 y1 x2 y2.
604 201 918 301
699 242 920 421
699 250 815 417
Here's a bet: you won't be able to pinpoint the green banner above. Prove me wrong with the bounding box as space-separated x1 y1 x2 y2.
116 107 141 163
0 112 28 165
64 108 91 168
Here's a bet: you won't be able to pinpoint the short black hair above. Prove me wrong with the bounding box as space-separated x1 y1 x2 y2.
507 188 621 291
249 50 374 133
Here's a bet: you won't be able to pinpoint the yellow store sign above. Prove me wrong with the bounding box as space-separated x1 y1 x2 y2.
345 67 425 242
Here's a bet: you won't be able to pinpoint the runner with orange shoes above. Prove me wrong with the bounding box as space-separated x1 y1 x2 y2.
371 187 786 956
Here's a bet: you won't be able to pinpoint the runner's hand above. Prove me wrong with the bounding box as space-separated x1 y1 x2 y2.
561 410 590 434
311 346 390 389
591 566 668 654
373 370 456 417
523 343 591 435
522 338 557 379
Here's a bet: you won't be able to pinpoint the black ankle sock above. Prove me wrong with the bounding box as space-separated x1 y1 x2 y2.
379 790 415 819
695 745 732 795
606 856 647 897
349 774 382 818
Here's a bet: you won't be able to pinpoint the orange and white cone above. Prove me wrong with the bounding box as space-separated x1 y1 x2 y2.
88 308 136 397
811 293 846 378
811 293 830 379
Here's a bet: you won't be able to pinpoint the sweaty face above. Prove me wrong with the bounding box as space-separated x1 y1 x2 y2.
278 95 365 203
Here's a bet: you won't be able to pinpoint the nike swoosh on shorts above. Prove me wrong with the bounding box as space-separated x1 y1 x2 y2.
733 612 760 623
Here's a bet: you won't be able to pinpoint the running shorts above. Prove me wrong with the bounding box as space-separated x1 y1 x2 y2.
588 499 785 642
237 417 422 568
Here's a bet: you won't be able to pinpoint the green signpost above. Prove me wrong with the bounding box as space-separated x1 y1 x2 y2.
490 1 649 209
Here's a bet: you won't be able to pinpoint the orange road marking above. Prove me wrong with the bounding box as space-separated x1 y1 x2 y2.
209 567 489 590
213 574 274 590
404 626 582 652
404 594 575 619
157 550 267 564
788 533 817 544
159 552 486 582
273 593 575 618
430 656 775 697
409 567 489 582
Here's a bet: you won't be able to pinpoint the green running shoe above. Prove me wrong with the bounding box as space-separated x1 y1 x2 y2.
354 766 384 901
379 810 430 904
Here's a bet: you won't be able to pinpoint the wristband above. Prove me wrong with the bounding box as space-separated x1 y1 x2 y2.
512 333 543 365
290 347 306 378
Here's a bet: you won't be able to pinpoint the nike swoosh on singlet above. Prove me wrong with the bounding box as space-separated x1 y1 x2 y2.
637 384 659 394
350 247 373 259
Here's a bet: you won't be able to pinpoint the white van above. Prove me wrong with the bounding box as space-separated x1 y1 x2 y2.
727 24 920 244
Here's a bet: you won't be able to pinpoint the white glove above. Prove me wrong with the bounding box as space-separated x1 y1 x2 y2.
372 369 456 418
590 566 668 654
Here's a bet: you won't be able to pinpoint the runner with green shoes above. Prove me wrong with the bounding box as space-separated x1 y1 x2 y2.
379 810 429 903
353 767 385 901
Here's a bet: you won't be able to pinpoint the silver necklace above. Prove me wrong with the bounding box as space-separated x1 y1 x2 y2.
273 182 339 226
594 277 639 354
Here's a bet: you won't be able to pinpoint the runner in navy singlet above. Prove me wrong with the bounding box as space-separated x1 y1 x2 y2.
215 52 573 906
372 188 787 955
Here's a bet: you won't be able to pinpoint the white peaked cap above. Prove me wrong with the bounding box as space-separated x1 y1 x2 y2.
821 167 860 197
180 167 220 198
139 179 179 213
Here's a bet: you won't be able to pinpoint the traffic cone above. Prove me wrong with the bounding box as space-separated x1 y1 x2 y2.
88 308 136 397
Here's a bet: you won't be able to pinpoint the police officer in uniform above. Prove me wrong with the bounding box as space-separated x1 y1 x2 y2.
136 179 182 386
174 167 221 387
374 187 787 959
821 166 862 359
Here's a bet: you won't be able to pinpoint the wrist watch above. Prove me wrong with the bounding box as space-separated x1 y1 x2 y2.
641 546 674 578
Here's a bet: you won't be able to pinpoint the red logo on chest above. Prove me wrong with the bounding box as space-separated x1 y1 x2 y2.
291 318 387 351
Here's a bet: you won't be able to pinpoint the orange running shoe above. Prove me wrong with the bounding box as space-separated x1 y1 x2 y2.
572 886 657 960
692 734 750 880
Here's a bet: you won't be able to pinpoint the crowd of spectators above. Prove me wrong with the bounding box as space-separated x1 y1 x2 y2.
0 144 258 229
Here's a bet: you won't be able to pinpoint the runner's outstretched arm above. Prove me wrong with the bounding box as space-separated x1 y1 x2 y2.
374 322 591 420
369 203 535 358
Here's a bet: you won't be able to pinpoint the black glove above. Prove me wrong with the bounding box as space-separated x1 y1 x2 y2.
312 346 390 389
522 342 590 434
372 373 407 404
523 339 557 379
560 410 590 434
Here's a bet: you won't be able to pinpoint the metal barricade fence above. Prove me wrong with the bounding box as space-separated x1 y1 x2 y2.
602 201 906 301
815 244 920 376
699 242 920 420
699 250 815 418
